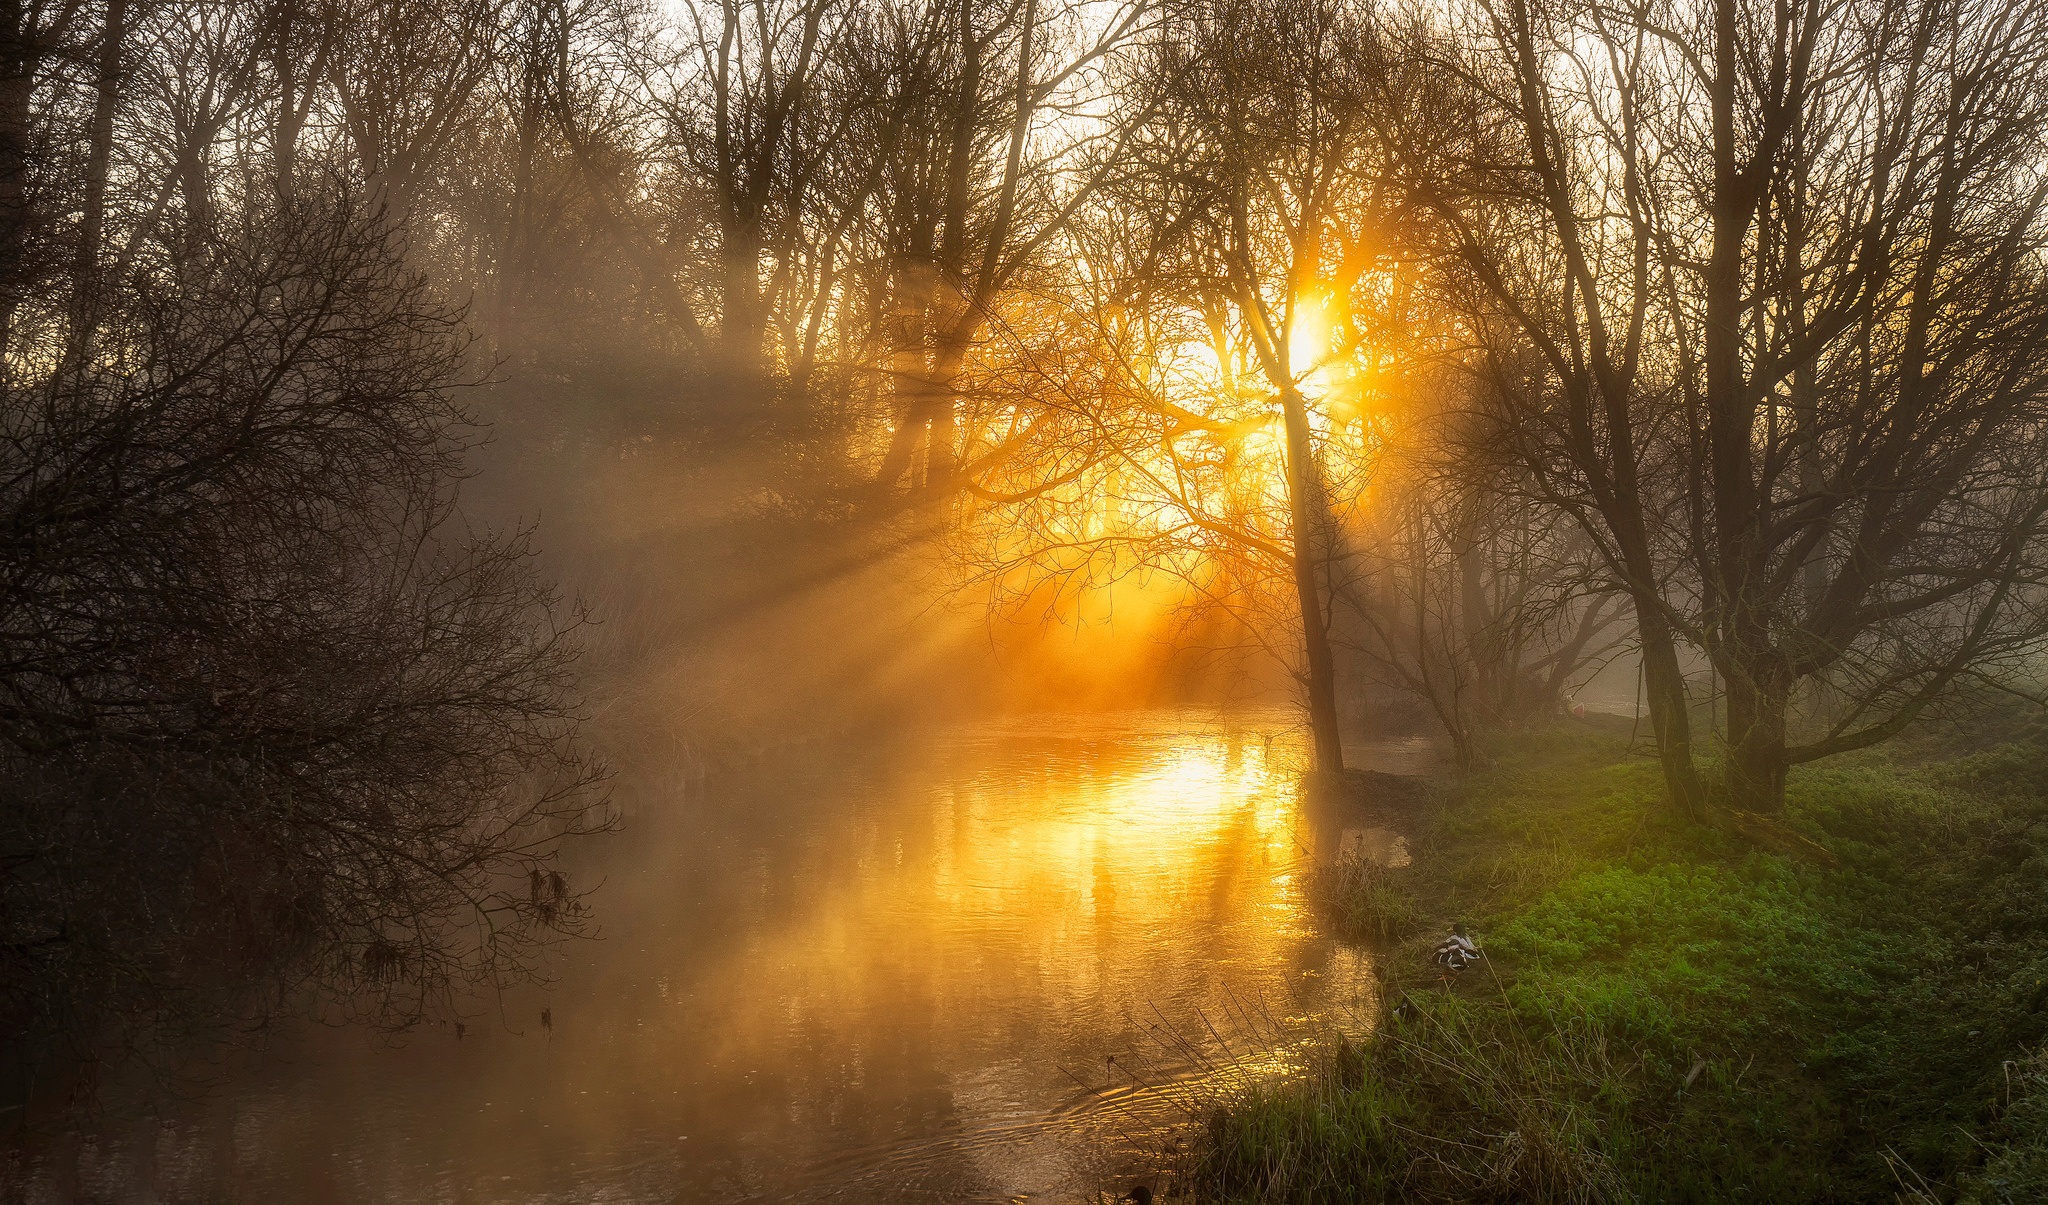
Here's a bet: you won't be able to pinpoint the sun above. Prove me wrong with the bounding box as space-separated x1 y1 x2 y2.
1288 287 1334 395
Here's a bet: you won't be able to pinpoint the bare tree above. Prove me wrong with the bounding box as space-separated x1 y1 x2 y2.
0 0 611 1114
1057 0 1468 772
1435 0 2048 813
328 0 502 222
855 0 1142 503
1339 409 1627 769
0 0 89 355
0 191 609 1112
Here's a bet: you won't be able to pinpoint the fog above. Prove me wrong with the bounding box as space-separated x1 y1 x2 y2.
11 0 2048 1197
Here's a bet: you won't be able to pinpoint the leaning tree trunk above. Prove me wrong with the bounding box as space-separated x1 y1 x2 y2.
1279 383 1345 775
1611 493 1708 819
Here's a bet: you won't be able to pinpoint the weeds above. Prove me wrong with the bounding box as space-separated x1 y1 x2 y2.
1958 1047 2048 1203
1309 851 1421 943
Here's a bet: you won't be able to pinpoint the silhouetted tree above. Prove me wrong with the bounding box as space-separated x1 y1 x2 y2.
1434 0 2048 813
0 0 606 1112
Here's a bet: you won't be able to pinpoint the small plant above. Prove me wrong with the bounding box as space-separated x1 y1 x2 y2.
1309 850 1421 942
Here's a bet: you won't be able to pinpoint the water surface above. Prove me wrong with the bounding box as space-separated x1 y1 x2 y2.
35 711 1435 1203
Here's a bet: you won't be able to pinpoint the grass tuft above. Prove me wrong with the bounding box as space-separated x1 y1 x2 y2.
1309 850 1423 943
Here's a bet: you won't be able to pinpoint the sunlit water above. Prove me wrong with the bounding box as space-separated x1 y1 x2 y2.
25 711 1438 1204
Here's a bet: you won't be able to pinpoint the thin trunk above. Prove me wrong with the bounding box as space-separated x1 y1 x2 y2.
272 3 307 209
923 329 965 497
503 107 534 335
1457 528 1493 719
710 3 756 377
1637 603 1707 819
66 0 128 370
1280 382 1344 775
503 10 547 343
0 0 35 360
275 75 297 207
873 256 934 494
923 0 1041 501
937 0 978 272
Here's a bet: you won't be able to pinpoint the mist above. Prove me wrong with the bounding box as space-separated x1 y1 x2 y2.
10 0 2048 1200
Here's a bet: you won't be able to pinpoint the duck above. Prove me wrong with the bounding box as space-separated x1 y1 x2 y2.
1431 924 1482 978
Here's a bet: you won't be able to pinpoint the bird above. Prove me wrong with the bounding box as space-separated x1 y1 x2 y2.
1431 924 1483 978
540 1007 553 1034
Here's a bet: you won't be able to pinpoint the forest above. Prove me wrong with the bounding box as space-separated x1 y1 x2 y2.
5 0 2048 1199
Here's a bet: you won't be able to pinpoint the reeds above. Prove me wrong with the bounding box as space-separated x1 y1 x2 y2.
1307 851 1421 943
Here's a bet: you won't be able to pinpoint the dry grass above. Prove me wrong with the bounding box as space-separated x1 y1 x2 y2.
1307 851 1422 943
1198 974 1634 1204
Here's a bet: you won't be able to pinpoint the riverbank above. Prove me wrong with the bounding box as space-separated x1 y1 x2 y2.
1198 717 2048 1202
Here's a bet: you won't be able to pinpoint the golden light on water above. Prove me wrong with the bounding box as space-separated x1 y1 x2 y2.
614 717 1381 1191
717 719 1315 1020
47 713 1410 1202
492 716 1383 1197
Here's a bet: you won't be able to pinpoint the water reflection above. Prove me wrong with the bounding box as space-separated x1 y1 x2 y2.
31 711 1436 1204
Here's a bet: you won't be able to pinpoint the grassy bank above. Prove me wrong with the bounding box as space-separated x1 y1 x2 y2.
1199 719 2048 1202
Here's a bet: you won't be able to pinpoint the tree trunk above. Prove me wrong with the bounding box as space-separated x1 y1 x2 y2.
1723 650 1790 812
501 13 548 345
720 229 767 378
1456 527 1495 718
1280 383 1345 774
1603 383 1708 818
0 0 35 361
1635 596 1708 820
873 256 935 494
1705 0 1778 812
272 4 303 209
66 0 128 370
921 323 970 499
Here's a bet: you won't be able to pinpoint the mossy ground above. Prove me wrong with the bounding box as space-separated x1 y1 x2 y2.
1198 718 2048 1202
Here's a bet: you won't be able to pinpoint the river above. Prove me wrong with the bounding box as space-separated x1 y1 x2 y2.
20 710 1436 1204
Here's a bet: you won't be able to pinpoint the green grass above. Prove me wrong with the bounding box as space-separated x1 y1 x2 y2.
1201 719 2048 1202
